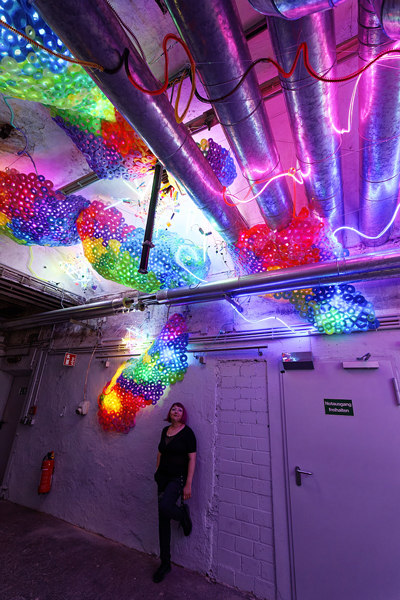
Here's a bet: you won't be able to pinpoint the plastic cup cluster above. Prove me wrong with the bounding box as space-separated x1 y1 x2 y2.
97 314 189 433
0 168 89 245
77 200 210 293
0 0 113 116
275 286 380 335
53 108 156 181
235 207 348 275
199 138 237 187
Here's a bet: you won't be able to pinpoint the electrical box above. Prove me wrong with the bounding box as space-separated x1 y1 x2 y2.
282 351 314 371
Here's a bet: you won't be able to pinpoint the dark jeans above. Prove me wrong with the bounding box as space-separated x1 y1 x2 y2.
157 475 184 563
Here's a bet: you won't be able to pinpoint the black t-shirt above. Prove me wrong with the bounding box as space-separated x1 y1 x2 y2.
157 425 197 478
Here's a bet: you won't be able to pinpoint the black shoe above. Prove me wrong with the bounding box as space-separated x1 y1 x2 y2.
181 503 192 536
153 561 171 584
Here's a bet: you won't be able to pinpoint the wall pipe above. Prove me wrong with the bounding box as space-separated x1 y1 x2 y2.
268 10 344 230
164 0 294 231
2 251 400 330
358 0 400 245
247 0 348 19
34 0 247 243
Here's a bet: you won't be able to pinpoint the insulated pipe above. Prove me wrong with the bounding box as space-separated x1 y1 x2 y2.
164 0 294 231
370 0 400 40
268 10 344 231
247 0 348 19
2 250 400 329
358 0 400 245
34 0 247 243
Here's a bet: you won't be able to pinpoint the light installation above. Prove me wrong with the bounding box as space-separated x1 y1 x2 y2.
275 286 380 335
76 200 211 292
0 0 113 117
0 168 89 245
98 313 189 433
199 138 237 187
52 108 157 181
234 207 347 275
59 253 97 289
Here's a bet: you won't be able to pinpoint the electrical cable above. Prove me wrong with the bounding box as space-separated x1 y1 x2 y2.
0 20 103 71
103 0 146 62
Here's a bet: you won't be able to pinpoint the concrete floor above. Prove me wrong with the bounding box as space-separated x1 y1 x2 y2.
0 500 253 600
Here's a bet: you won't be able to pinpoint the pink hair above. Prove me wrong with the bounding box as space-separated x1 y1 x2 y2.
164 402 188 424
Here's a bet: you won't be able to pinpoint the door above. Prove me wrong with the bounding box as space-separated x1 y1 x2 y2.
282 360 400 600
0 375 30 485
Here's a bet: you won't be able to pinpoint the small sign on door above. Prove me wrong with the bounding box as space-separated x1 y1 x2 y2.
18 387 27 395
63 353 76 367
324 399 354 416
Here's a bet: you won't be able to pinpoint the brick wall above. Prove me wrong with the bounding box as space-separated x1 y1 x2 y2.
215 360 275 600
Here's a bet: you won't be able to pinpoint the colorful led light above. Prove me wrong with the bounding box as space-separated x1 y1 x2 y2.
98 313 189 433
199 138 237 187
278 286 380 335
52 108 157 181
0 168 89 245
76 200 211 292
234 206 347 275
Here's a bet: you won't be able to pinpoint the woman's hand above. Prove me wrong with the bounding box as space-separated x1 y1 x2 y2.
183 483 192 500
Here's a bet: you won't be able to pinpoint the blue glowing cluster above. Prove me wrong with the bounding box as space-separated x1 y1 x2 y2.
278 285 380 335
201 138 237 187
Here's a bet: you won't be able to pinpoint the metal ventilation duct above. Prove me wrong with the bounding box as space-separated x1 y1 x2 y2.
164 0 294 231
370 0 400 40
34 0 247 243
358 0 400 245
247 0 348 19
268 9 344 230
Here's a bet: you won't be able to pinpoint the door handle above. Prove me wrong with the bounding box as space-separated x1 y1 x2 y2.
295 466 313 486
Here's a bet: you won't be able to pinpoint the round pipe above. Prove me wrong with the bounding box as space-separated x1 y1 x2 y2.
247 0 348 19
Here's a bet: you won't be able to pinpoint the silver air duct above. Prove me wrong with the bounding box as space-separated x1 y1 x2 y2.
268 10 344 231
247 0 348 19
358 0 400 245
370 0 400 40
2 250 400 329
164 0 294 231
34 0 247 243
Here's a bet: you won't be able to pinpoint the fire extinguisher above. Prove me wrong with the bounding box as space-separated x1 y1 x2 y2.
38 451 55 494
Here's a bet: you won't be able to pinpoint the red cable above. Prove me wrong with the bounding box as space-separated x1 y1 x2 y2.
125 33 195 96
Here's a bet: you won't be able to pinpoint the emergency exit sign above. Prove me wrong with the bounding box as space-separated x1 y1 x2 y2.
324 399 354 416
63 353 76 367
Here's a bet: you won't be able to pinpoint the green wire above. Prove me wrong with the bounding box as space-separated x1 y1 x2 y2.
2 95 15 127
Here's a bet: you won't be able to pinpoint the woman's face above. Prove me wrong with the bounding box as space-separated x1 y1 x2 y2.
170 405 184 423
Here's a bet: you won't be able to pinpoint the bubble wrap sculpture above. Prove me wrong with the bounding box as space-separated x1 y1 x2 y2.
98 313 189 433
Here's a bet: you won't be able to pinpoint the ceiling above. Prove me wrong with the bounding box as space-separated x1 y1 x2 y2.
1 0 399 320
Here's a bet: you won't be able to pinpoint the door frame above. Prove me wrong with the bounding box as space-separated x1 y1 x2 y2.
267 341 400 600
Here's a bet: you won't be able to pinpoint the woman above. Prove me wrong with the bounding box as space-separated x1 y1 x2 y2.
153 402 196 584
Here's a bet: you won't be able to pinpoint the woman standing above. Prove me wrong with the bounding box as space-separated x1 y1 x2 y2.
153 402 196 583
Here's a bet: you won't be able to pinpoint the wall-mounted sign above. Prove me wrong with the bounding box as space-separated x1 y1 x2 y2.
324 399 354 416
18 387 27 395
63 353 76 367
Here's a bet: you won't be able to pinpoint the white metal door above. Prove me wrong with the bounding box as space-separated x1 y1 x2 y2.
282 360 400 600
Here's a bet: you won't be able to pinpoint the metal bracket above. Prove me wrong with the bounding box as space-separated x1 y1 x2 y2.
224 294 243 313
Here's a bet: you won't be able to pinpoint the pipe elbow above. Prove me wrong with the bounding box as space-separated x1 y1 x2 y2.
373 0 400 40
247 0 348 19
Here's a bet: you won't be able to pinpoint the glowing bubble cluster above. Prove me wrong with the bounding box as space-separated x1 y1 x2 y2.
235 207 348 275
77 200 210 292
199 138 237 187
98 313 189 433
53 108 156 181
0 0 113 116
275 286 380 335
0 168 89 245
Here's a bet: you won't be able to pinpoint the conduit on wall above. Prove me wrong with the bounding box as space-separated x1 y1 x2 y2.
358 0 400 245
2 251 400 329
268 9 344 231
34 0 247 243
165 0 294 231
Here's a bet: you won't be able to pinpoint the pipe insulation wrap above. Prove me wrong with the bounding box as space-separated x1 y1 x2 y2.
268 9 344 230
247 0 348 20
358 0 400 245
164 0 294 231
34 0 247 243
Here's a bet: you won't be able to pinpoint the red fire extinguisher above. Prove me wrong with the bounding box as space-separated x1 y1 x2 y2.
38 451 55 494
